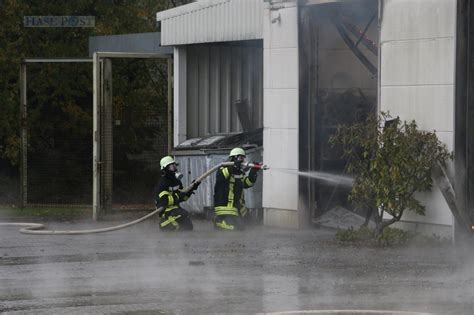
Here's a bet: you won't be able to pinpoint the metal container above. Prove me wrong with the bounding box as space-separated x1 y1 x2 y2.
174 147 263 214
172 130 263 215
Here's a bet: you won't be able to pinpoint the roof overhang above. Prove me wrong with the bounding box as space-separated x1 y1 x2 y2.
88 32 173 57
156 0 263 46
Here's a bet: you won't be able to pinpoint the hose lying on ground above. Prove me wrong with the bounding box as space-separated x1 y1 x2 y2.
0 162 235 235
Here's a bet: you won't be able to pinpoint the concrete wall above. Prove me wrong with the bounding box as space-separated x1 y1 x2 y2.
380 0 456 232
174 47 187 147
262 2 300 228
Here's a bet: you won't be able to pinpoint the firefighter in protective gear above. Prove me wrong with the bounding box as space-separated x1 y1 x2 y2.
155 156 200 231
213 148 260 231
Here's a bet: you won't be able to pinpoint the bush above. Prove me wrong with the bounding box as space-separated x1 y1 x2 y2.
336 226 374 243
330 113 452 237
377 227 412 246
336 226 413 246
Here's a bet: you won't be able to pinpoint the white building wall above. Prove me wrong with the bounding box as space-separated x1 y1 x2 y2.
262 2 301 227
174 47 187 147
380 0 456 234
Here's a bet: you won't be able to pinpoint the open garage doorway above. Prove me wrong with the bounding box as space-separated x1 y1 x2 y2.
455 0 474 236
298 0 379 222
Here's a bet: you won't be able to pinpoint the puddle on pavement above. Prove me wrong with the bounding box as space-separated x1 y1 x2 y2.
261 311 435 315
0 251 145 266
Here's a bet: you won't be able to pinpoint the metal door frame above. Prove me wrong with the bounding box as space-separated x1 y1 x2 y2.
92 52 171 220
19 53 172 220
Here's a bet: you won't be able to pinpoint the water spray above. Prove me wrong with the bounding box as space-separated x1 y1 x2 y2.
275 169 354 187
0 161 237 235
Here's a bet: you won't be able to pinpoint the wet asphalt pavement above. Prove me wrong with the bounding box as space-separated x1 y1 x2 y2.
0 218 473 315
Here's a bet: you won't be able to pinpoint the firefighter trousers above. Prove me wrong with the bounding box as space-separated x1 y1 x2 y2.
159 207 193 231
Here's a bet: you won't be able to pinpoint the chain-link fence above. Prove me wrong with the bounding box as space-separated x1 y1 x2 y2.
110 59 168 209
23 59 169 210
25 62 93 206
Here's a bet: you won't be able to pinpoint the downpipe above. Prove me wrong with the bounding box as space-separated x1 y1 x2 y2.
0 161 247 235
432 162 473 233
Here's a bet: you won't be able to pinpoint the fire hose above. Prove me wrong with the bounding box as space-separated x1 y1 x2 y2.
0 161 268 235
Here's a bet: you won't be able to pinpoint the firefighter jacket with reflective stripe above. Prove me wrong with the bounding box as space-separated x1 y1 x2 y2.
155 173 190 212
214 166 258 216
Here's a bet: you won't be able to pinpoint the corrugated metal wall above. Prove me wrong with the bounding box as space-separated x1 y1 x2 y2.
174 148 263 213
186 43 263 138
158 0 263 46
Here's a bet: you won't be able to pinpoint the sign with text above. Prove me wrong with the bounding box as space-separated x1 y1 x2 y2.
24 16 95 28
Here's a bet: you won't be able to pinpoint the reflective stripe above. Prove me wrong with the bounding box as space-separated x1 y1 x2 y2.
216 220 234 230
215 207 236 210
159 191 170 198
170 216 179 227
227 176 235 208
233 174 243 179
244 177 253 187
215 206 238 216
216 210 239 216
222 167 230 179
160 214 182 228
159 190 176 207
164 206 178 212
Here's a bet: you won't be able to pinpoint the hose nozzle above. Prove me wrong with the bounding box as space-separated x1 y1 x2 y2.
242 162 269 170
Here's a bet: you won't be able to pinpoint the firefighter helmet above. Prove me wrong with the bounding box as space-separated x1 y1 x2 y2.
160 156 177 170
229 147 246 157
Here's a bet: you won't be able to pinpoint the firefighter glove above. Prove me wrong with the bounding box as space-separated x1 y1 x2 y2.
187 180 201 196
249 167 259 181
192 180 201 190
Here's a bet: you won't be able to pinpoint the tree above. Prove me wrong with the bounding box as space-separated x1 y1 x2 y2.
0 0 189 203
0 0 175 166
330 113 452 237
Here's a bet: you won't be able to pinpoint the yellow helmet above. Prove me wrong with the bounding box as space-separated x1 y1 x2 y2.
229 147 246 157
160 156 177 170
